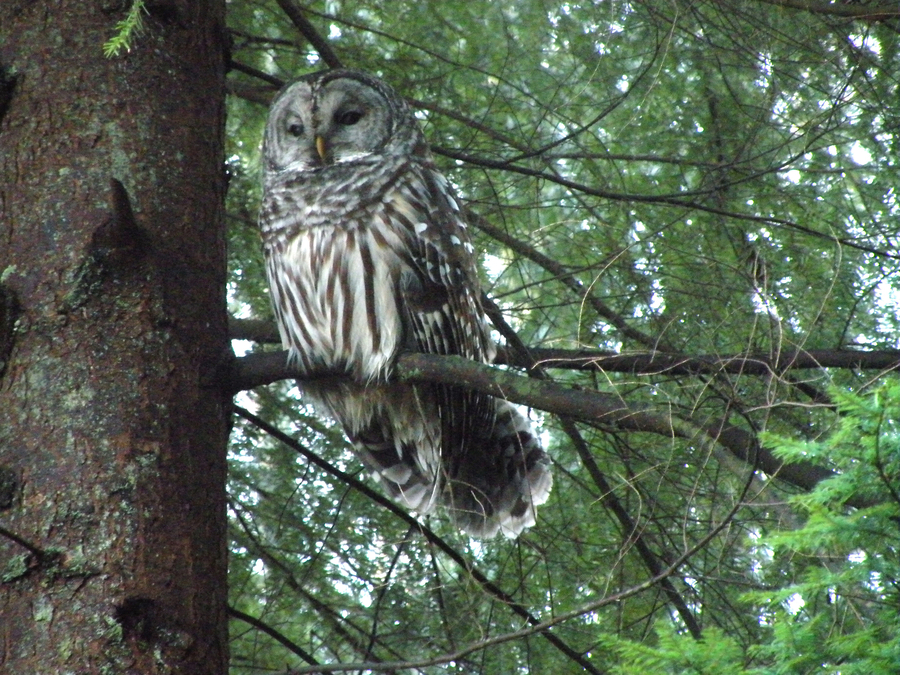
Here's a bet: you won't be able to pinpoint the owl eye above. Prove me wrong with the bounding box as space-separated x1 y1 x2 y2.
286 122 305 137
335 110 364 126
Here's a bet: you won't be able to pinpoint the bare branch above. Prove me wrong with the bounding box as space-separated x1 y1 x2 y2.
751 0 900 20
227 59 284 87
228 606 319 666
500 346 900 377
229 316 280 343
226 79 276 106
224 351 878 506
273 0 344 69
224 322 900 380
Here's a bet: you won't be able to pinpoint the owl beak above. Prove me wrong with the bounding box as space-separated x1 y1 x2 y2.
315 135 327 161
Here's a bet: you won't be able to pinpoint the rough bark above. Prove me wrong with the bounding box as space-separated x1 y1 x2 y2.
0 1 229 673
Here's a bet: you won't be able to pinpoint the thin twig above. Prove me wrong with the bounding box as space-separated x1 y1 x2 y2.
286 480 752 674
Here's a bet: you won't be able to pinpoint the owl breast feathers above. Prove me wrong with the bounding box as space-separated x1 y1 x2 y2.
259 69 551 537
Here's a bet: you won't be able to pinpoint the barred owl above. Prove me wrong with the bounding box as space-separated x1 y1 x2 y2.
259 69 551 537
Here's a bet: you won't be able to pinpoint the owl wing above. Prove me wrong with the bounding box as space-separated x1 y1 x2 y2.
374 162 552 531
388 163 553 537
382 163 494 362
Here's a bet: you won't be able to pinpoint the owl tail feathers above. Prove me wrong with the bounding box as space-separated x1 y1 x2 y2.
353 432 443 516
447 400 553 539
350 398 551 539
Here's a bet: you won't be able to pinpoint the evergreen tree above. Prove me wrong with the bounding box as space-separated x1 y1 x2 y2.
225 2 900 672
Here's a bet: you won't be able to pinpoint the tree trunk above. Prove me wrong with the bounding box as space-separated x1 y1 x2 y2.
0 2 229 673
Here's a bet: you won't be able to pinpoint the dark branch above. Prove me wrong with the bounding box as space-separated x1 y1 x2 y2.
225 321 900 381
229 316 280 343
500 346 900 377
228 606 319 666
225 79 275 106
273 0 344 69
227 59 284 87
224 351 874 505
751 0 900 20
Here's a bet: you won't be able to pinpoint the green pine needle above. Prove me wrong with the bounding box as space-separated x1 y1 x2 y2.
103 1 148 58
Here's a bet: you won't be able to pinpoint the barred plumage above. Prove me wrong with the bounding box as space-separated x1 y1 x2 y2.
259 69 551 537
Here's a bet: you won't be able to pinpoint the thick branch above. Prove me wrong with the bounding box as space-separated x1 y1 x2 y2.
225 79 273 106
752 0 900 20
224 351 865 503
225 323 900 379
395 353 836 489
229 316 280 343
503 346 900 376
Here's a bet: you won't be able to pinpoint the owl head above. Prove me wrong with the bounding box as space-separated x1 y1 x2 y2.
263 69 429 175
